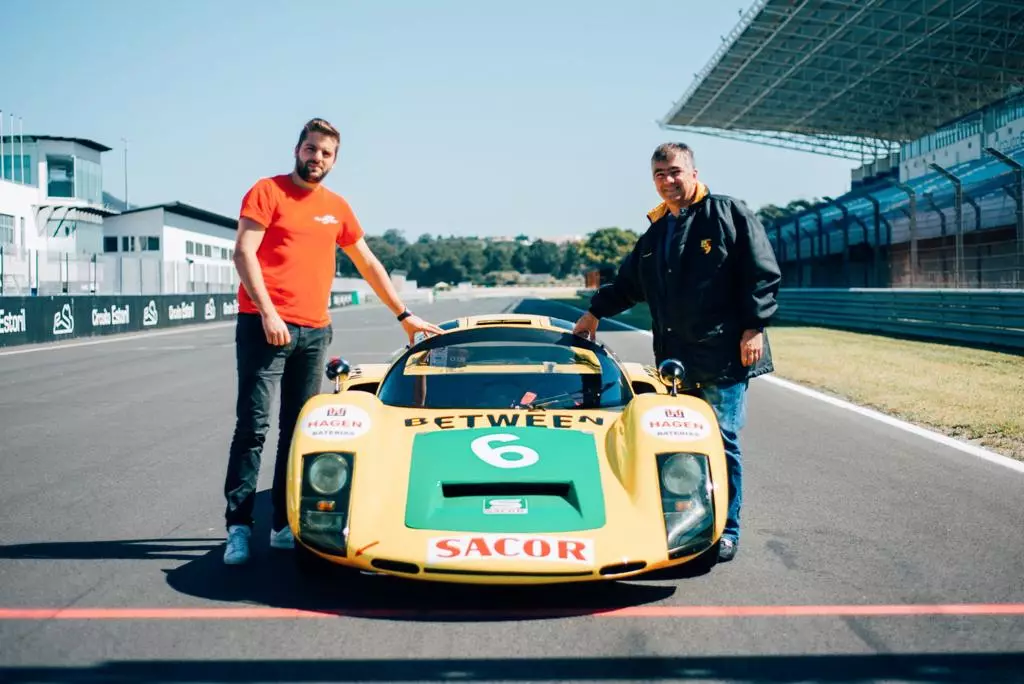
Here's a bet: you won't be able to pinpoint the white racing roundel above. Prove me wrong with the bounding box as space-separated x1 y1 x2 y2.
641 405 711 442
301 404 371 441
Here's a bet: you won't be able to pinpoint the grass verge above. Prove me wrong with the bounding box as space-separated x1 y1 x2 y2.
553 297 1024 461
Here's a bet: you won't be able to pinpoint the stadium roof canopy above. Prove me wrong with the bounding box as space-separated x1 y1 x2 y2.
659 0 1024 161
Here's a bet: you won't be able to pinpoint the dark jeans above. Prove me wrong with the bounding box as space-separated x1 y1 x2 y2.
223 313 333 532
685 380 748 543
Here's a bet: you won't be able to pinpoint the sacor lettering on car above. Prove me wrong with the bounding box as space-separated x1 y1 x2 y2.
427 534 595 564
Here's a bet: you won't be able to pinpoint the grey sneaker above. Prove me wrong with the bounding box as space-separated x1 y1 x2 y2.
224 525 251 565
270 525 294 549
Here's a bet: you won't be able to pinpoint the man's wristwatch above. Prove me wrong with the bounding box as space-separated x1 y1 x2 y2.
397 309 412 322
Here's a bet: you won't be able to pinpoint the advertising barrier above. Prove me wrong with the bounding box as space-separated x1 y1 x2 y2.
0 291 359 348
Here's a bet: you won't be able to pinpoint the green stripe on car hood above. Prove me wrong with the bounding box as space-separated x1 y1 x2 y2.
404 426 605 533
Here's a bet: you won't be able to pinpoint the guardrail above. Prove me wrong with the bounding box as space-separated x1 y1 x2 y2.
20 286 1009 352
575 287 1024 350
0 291 358 348
774 288 1024 350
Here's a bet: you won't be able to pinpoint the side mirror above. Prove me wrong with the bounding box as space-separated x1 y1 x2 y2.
325 357 350 394
657 359 686 396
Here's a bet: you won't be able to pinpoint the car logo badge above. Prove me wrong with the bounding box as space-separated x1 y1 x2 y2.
483 497 528 515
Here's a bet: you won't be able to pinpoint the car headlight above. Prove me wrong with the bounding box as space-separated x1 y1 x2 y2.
308 453 350 495
299 452 354 556
661 453 704 496
656 453 715 558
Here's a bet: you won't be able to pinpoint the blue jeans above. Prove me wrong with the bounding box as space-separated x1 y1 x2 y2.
687 380 748 542
223 313 333 532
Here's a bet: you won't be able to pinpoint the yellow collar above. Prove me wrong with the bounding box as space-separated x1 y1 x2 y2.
646 182 708 223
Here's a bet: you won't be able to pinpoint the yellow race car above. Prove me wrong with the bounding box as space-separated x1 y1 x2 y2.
285 313 728 583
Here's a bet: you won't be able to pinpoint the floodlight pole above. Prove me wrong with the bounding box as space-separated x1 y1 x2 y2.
813 207 827 283
984 146 1023 287
822 196 851 286
778 209 802 287
923 193 947 286
885 180 918 287
861 194 886 287
929 162 964 288
770 223 783 261
122 138 129 210
774 209 798 284
799 214 817 286
770 222 789 266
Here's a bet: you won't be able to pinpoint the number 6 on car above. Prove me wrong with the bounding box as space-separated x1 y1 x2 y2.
471 433 540 469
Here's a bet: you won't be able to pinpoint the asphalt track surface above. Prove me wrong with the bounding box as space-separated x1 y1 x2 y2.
1 296 1022 683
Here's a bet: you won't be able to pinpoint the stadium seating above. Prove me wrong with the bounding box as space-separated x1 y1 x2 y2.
779 140 1024 251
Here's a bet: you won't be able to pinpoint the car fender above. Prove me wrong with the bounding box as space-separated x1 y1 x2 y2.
605 392 728 545
286 390 396 541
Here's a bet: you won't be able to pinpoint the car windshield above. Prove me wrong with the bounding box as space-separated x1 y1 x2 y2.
377 327 633 410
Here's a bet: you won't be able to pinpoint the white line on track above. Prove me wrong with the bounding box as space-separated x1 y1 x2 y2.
0 322 236 357
761 375 1024 474
560 301 1024 474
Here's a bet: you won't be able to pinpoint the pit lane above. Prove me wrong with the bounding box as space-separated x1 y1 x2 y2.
0 296 1021 682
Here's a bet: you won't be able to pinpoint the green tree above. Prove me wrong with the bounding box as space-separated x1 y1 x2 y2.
381 228 408 249
757 198 822 225
484 243 514 272
365 235 401 272
511 243 529 273
579 227 639 270
461 244 488 282
526 239 561 274
756 203 787 224
557 241 583 279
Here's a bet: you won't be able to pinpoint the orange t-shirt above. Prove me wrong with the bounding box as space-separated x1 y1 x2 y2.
236 174 364 328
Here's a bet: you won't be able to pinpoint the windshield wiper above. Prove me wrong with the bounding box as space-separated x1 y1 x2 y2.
518 381 616 411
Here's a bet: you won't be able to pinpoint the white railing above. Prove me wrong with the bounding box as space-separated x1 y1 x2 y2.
0 247 240 296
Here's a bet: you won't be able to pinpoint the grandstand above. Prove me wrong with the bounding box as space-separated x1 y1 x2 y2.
659 0 1024 289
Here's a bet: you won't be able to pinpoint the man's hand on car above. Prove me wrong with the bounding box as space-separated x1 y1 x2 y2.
573 311 599 341
401 314 444 344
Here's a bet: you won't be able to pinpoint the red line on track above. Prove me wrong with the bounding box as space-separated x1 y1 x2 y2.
1 604 1023 620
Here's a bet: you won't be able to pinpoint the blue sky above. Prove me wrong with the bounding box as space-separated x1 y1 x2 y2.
2 0 859 240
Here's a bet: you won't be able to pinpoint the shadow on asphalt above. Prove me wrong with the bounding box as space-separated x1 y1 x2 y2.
0 490 689 623
2 653 1023 683
170 493 679 621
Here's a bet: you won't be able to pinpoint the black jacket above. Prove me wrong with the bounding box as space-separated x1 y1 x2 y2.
588 189 782 386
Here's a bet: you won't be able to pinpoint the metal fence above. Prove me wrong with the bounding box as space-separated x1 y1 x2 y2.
767 143 1024 290
0 246 239 296
775 288 1024 350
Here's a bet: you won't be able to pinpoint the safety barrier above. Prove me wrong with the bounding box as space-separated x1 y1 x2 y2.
13 287 1012 351
0 291 357 348
775 288 1024 350
575 287 1024 350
